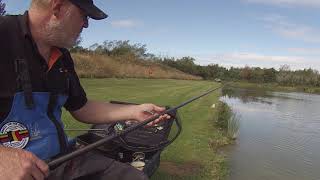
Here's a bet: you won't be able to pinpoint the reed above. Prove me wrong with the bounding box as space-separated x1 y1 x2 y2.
214 101 240 139
214 101 231 130
227 113 240 139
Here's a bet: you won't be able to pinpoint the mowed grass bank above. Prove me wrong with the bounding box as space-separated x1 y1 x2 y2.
62 78 228 180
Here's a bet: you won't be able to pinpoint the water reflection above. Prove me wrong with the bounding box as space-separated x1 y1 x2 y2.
222 87 273 105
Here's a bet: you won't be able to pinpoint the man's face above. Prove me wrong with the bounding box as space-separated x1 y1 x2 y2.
45 1 88 48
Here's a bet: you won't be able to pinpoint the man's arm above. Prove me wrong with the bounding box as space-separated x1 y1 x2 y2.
70 100 168 124
62 51 169 124
0 147 49 180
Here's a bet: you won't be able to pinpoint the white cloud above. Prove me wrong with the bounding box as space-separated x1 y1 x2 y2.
245 0 320 8
260 14 320 43
287 48 320 55
110 19 142 28
193 52 320 70
220 52 301 63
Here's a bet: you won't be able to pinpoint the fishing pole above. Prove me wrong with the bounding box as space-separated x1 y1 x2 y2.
48 83 228 170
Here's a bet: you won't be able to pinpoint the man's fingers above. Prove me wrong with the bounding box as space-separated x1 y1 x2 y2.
143 110 155 115
146 114 171 126
30 163 45 180
24 174 36 180
163 114 171 119
31 154 49 178
21 158 44 180
152 105 165 112
158 114 170 121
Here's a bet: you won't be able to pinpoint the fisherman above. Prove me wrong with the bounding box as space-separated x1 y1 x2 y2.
0 0 169 179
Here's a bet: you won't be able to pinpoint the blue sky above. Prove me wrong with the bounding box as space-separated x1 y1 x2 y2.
4 0 320 70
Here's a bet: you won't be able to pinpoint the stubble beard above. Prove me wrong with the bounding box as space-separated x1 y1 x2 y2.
44 11 80 48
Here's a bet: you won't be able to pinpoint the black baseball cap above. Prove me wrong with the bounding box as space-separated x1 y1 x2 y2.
69 0 108 20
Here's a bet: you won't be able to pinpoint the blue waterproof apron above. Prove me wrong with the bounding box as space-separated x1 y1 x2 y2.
0 16 70 160
0 92 68 160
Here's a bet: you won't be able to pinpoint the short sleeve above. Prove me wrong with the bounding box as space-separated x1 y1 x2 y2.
61 50 88 111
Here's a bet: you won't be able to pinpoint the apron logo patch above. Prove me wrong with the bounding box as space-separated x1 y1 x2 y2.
28 123 42 140
0 122 30 149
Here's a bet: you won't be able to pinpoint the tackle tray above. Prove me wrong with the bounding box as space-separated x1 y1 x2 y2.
75 100 182 177
77 132 161 177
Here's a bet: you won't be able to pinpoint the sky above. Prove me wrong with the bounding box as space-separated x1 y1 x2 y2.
3 0 320 70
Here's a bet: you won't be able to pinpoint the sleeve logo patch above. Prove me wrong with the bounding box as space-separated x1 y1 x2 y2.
0 122 30 149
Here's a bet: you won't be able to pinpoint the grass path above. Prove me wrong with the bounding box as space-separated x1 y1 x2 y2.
62 78 228 179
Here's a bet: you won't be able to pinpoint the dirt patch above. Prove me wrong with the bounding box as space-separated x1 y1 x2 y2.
158 161 202 176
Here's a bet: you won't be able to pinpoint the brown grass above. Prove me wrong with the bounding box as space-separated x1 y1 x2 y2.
71 53 202 80
159 161 202 177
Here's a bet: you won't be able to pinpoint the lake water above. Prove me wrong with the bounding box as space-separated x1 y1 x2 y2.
221 88 320 180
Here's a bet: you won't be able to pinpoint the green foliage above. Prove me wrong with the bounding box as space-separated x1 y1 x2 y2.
215 101 232 130
213 101 239 140
174 56 198 75
87 40 148 58
263 68 277 82
276 65 320 87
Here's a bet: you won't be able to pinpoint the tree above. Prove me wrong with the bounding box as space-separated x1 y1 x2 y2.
263 68 276 82
240 66 252 81
277 64 291 85
175 56 197 74
279 64 290 72
0 0 6 16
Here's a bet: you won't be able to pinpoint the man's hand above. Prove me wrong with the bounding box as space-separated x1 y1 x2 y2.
71 100 171 125
132 103 171 126
0 147 49 180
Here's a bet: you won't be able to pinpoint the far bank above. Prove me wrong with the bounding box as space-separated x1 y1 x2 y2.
229 81 320 94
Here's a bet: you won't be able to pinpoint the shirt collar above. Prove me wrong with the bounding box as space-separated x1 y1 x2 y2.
19 11 32 38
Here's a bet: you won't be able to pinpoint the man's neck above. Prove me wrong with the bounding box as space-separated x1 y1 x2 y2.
28 10 52 63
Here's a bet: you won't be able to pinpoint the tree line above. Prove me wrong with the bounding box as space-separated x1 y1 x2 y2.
71 40 320 87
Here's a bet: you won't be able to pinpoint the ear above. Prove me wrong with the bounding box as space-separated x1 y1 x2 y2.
51 0 65 18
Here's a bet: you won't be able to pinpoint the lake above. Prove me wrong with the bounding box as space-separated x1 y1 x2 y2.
222 88 320 180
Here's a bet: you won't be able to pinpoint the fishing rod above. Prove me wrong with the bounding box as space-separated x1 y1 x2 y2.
48 83 228 170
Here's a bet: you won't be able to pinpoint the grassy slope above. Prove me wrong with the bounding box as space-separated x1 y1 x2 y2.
72 53 201 80
62 78 228 180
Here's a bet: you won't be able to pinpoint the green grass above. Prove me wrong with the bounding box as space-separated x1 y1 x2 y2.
62 78 229 179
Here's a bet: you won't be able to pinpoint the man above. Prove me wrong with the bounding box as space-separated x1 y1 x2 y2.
0 0 168 179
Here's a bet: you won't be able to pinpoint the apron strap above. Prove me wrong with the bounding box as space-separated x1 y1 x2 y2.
13 16 34 109
47 93 68 154
47 58 70 154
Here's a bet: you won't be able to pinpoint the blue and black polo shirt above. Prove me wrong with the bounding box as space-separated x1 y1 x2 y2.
0 11 88 121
